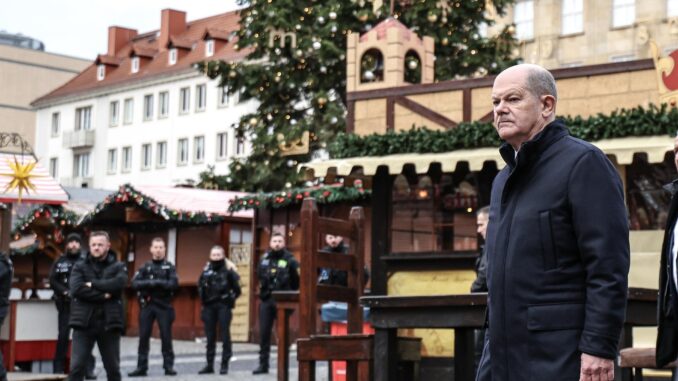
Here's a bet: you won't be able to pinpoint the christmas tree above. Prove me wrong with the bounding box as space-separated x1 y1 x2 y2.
199 0 518 192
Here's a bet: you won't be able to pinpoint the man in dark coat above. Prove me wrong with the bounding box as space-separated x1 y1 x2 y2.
318 234 369 287
128 237 179 377
49 232 96 377
476 64 630 381
656 135 678 369
0 251 12 381
471 206 489 374
69 231 128 381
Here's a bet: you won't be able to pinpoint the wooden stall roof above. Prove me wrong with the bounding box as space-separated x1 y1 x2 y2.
133 185 253 219
300 135 674 177
0 153 68 204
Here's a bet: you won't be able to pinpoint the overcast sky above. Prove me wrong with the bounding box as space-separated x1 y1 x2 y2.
0 0 242 60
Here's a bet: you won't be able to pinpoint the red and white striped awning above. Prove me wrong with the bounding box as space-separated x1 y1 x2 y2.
134 185 253 219
0 153 68 204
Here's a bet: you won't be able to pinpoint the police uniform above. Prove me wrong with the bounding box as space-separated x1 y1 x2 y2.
198 260 241 375
129 259 179 376
318 242 369 287
253 249 299 374
0 253 12 381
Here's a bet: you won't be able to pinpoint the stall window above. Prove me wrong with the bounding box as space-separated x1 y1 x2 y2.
626 152 676 230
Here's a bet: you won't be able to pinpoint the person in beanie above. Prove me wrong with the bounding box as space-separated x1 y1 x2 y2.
197 245 241 375
49 233 96 378
0 251 12 381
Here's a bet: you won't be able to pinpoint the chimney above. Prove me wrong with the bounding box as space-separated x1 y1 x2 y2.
159 9 187 49
108 26 138 56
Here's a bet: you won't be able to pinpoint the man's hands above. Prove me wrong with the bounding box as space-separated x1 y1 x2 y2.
580 353 614 381
84 282 111 299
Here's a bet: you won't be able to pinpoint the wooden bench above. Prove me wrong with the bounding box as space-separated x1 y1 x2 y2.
619 347 677 381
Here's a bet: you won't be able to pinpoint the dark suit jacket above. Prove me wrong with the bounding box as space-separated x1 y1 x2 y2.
656 180 678 367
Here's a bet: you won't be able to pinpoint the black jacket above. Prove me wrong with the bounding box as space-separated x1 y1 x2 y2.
657 180 678 367
318 243 370 287
49 252 81 301
0 254 13 316
478 121 630 381
257 249 299 301
69 251 128 331
470 245 488 293
198 260 241 307
131 259 178 308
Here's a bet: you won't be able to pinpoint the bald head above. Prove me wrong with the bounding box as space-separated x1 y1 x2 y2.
497 64 558 101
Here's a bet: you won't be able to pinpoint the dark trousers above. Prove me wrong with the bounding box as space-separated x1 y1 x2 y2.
54 300 95 374
258 298 277 367
201 303 233 366
69 319 121 381
473 328 486 374
0 314 6 381
136 304 175 370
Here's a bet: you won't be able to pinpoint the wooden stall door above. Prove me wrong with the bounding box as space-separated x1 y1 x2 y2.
229 243 251 342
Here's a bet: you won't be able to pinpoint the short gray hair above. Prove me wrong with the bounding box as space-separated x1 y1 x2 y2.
525 67 557 100
210 245 226 255
477 206 490 217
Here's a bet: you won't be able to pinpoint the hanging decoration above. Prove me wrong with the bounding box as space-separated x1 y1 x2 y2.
1 157 43 203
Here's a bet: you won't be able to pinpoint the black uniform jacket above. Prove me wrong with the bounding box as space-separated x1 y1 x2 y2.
49 253 81 301
198 261 241 307
0 254 12 317
478 121 630 381
131 259 179 308
257 249 299 301
69 251 128 331
657 180 678 367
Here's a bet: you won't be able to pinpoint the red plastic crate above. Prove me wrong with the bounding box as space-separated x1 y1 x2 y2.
329 322 375 381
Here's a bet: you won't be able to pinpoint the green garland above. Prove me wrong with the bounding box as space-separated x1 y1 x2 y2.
228 181 370 212
328 103 678 158
81 184 223 225
12 205 78 237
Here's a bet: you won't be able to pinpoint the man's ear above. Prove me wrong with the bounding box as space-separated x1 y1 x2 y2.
541 95 556 117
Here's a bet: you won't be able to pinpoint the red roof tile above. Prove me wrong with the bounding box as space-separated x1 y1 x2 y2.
359 17 417 42
33 10 247 106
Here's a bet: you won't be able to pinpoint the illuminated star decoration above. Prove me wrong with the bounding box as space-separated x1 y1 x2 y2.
1 157 43 203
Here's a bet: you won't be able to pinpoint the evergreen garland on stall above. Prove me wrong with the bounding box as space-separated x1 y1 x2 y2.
12 205 78 237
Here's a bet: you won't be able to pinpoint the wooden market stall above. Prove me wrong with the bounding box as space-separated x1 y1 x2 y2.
79 184 253 341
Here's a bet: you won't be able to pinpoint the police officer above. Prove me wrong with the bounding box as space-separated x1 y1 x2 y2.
128 237 179 377
197 245 241 375
252 233 299 375
0 250 12 381
49 233 96 377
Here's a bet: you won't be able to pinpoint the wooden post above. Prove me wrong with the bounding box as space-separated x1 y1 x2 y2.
348 207 365 334
370 168 392 295
0 204 12 252
299 198 319 338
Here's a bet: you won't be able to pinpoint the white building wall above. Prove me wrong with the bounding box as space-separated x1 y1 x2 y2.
35 72 256 190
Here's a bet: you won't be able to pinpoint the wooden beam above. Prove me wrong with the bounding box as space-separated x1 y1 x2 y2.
478 110 494 123
393 96 458 129
463 88 472 122
370 168 392 295
386 97 395 131
346 100 355 133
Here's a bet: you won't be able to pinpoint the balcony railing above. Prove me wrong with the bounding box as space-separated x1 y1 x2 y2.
63 130 95 149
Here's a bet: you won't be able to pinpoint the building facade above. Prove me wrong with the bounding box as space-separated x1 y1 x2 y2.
0 37 89 146
32 9 254 189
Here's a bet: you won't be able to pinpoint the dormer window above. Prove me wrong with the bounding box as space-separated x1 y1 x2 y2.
97 64 105 81
169 48 178 65
131 56 140 74
205 39 214 57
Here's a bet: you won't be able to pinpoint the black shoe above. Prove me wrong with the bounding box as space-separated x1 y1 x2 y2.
127 368 147 377
198 365 214 374
220 365 229 375
165 368 177 376
252 365 269 375
85 373 97 380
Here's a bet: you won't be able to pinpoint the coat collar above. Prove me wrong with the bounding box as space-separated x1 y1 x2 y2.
663 179 678 195
499 119 569 169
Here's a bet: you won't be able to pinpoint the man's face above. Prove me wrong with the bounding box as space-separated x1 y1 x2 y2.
269 235 285 251
210 249 225 261
325 234 343 248
150 240 166 261
89 236 110 259
66 240 81 254
477 213 489 240
491 69 551 149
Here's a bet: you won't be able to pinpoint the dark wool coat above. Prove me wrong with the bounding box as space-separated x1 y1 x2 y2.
656 181 678 367
476 120 630 381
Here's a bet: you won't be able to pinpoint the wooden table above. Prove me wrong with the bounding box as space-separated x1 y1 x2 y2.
272 291 299 381
361 288 658 381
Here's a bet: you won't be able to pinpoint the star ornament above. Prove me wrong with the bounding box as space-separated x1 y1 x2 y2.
1 157 43 203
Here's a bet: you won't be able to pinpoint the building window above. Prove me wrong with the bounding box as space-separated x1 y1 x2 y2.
669 0 678 17
216 132 228 160
158 91 169 118
107 148 117 174
73 152 90 177
218 87 229 107
131 56 140 73
49 157 58 179
124 98 134 124
235 137 246 156
141 143 152 170
196 84 207 111
97 65 105 81
122 146 132 172
562 0 584 35
143 94 154 121
109 101 119 127
51 112 60 137
74 106 92 131
179 87 190 114
194 136 205 163
169 48 178 65
157 141 167 168
612 0 635 28
177 138 189 165
514 0 534 40
205 39 215 57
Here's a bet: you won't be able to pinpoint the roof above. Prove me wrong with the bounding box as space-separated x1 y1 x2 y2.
360 17 417 43
33 10 247 106
0 153 68 204
63 186 115 216
300 135 675 176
